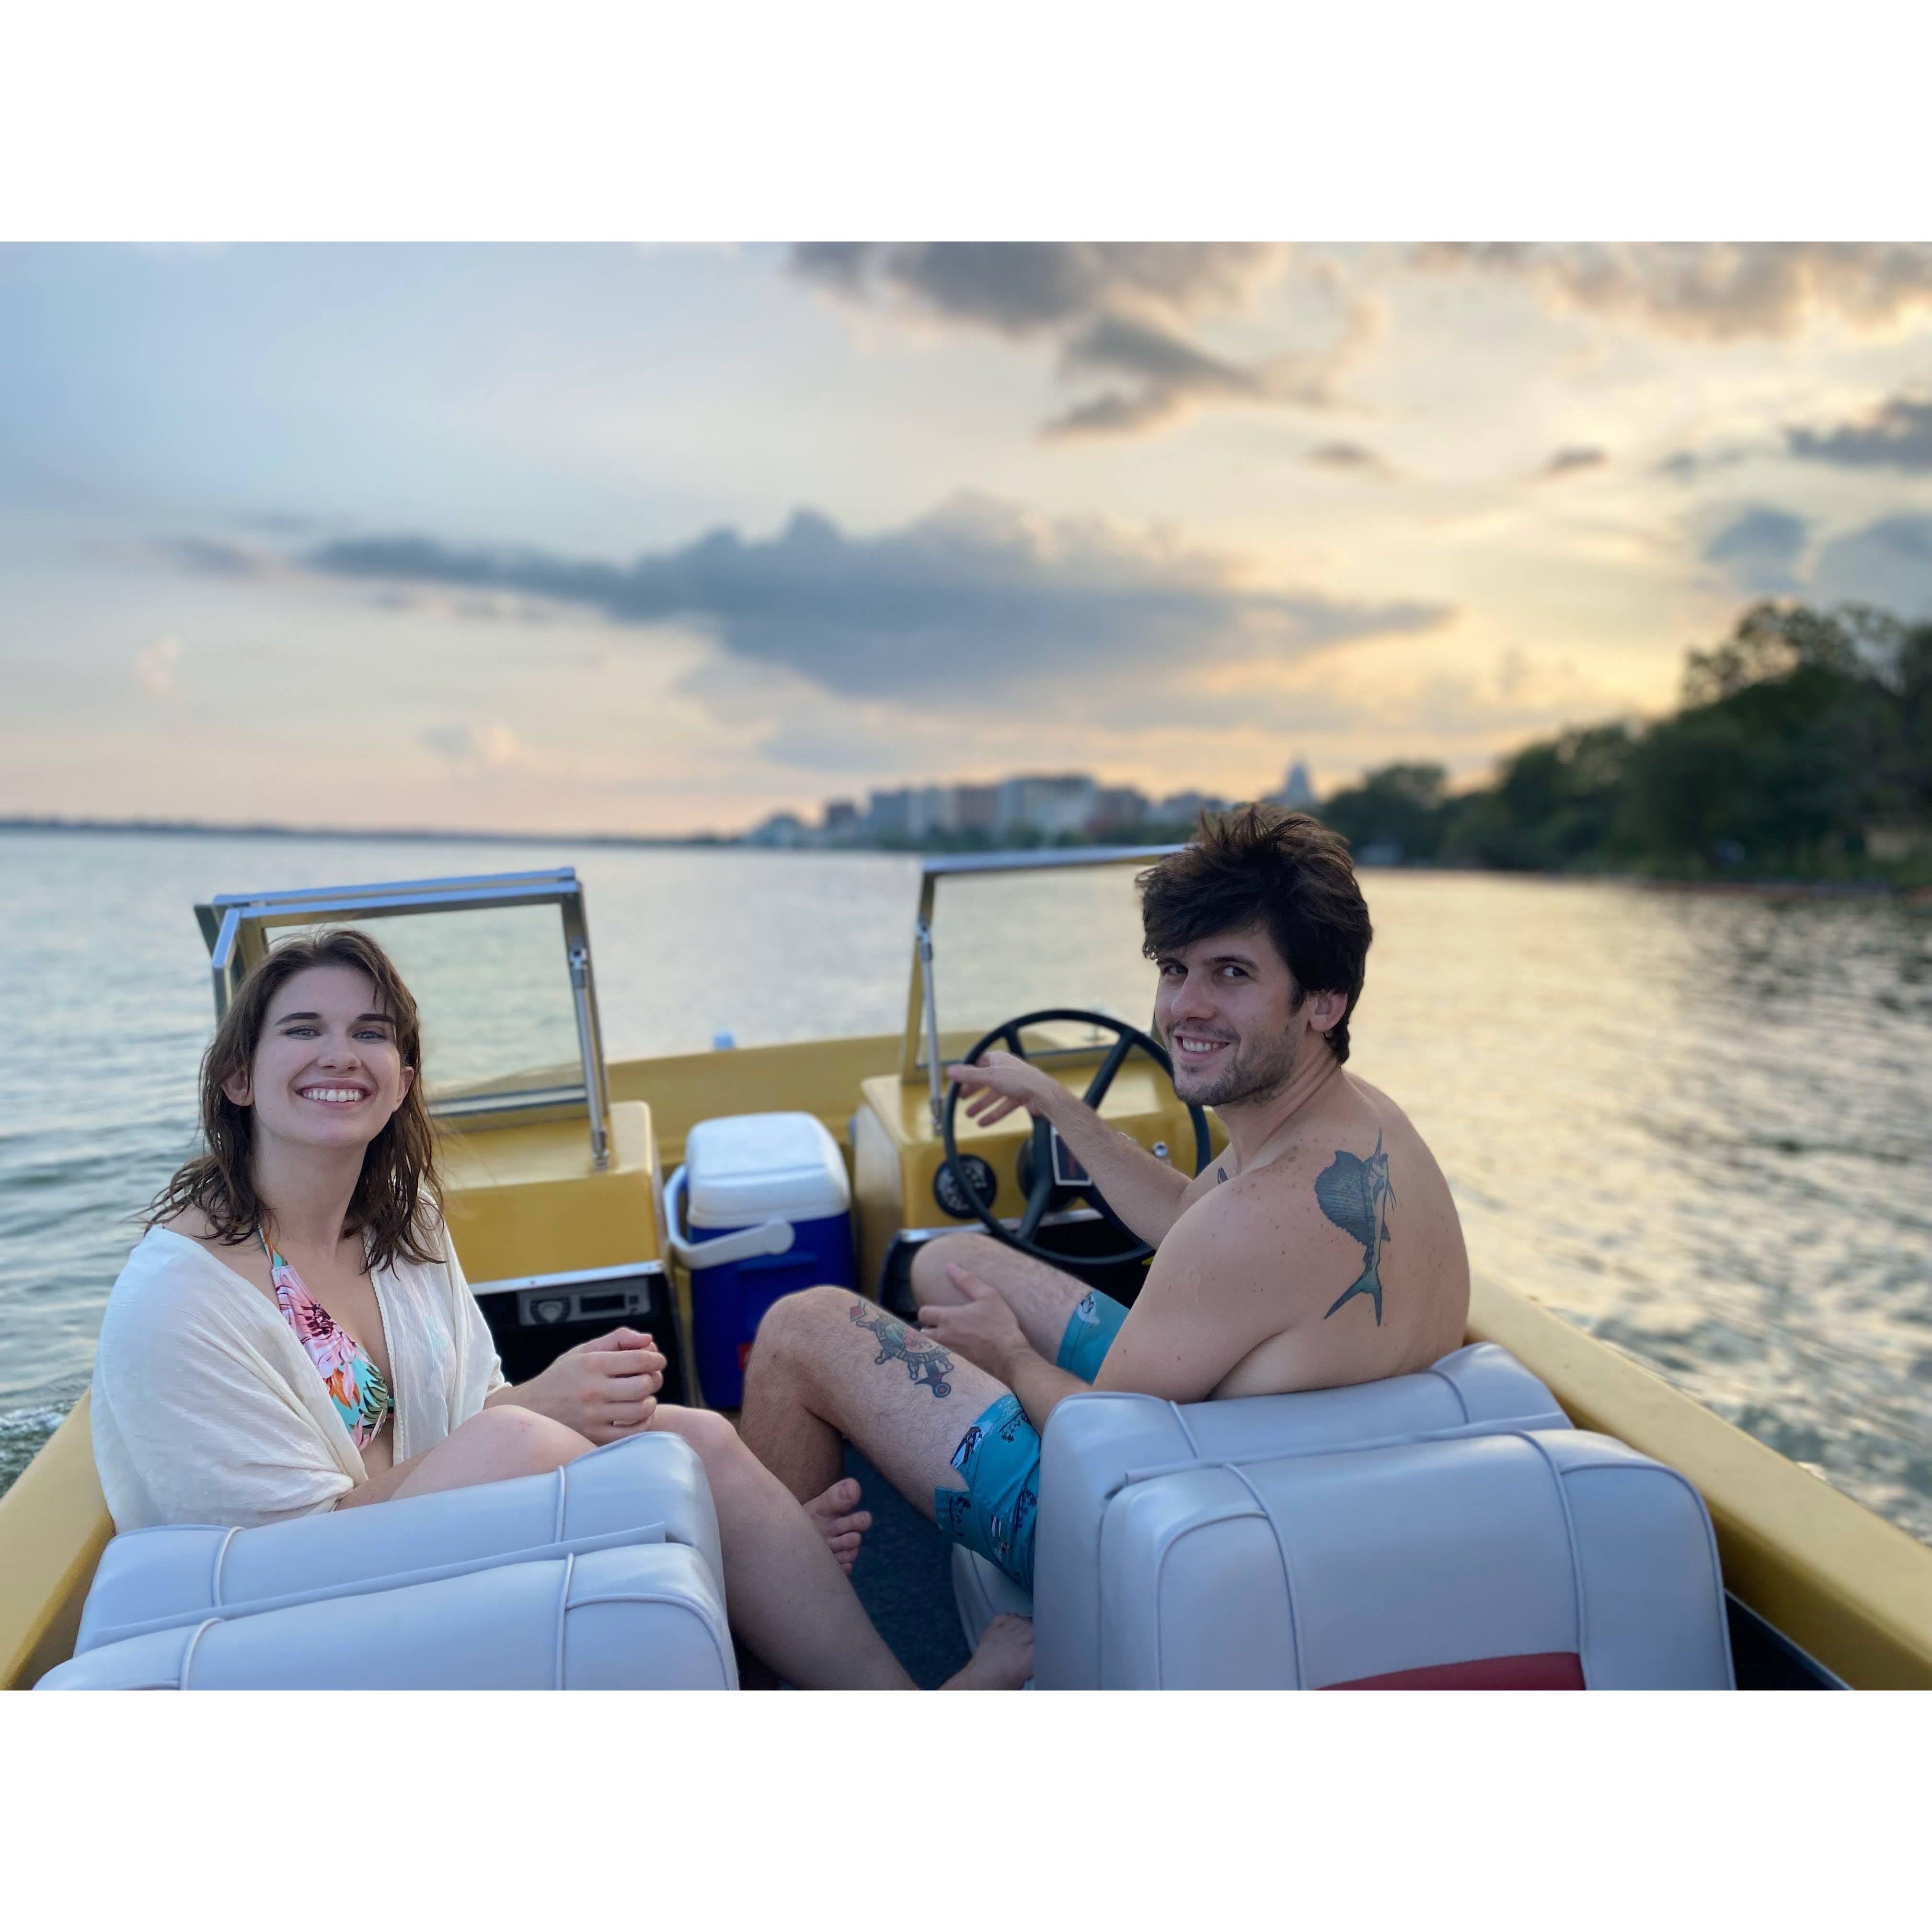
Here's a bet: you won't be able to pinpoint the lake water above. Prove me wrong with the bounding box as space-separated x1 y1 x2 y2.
2 828 1929 1547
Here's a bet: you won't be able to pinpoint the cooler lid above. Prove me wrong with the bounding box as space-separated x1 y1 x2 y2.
684 1111 851 1228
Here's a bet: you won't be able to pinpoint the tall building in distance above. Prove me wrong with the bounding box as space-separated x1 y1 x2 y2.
995 774 1097 839
1270 759 1316 811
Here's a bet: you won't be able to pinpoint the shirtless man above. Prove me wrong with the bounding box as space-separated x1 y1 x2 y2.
739 805 1471 1594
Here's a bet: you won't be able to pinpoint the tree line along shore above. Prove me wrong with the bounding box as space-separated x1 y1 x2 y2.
1315 602 1932 888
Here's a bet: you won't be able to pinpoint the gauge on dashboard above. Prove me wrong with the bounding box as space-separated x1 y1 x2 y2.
933 1153 997 1219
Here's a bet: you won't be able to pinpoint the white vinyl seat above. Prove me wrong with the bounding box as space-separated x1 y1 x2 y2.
954 1338 1731 1688
953 1342 1569 1663
1086 1428 1732 1689
40 1542 736 1690
70 1431 720 1658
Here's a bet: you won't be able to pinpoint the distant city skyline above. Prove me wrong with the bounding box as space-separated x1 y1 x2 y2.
6 243 1932 837
744 761 1317 848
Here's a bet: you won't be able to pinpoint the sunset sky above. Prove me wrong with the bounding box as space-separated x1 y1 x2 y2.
6 241 1932 835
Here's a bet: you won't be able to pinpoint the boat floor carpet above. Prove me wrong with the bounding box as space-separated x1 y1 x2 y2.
843 1445 971 1689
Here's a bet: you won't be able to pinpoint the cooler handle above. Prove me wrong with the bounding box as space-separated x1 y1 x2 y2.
663 1165 797 1270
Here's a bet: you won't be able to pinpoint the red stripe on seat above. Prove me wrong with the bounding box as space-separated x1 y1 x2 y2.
1324 1652 1586 1690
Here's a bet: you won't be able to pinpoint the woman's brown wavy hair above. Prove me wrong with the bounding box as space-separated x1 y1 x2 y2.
146 927 442 1269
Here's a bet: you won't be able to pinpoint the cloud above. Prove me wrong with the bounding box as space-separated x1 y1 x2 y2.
164 531 556 623
1308 440 1398 480
1539 446 1609 481
1656 444 1754 482
1046 313 1271 436
309 494 1454 706
1683 505 1932 617
1702 505 1811 593
1413 242 1932 341
788 241 1369 438
162 535 284 579
790 241 1288 336
1786 395 1932 471
134 635 180 698
1048 294 1377 438
1812 515 1932 618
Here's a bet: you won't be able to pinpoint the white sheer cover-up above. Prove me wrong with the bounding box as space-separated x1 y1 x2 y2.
91 1223 506 1531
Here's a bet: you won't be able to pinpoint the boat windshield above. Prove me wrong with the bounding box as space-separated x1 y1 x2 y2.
911 848 1178 1072
195 870 611 1161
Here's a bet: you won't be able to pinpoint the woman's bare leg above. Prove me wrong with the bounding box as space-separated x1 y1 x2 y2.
380 1404 593 1502
648 1405 1029 1690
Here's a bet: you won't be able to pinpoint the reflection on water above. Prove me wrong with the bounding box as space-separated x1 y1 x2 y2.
2 832 1928 1547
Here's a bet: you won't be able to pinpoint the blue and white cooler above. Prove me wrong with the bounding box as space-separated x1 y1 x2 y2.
665 1111 857 1408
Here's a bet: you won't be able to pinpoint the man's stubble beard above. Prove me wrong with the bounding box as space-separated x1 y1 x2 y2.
1170 1024 1300 1111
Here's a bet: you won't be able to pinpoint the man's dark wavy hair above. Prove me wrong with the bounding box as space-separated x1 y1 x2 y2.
1137 803 1373 1063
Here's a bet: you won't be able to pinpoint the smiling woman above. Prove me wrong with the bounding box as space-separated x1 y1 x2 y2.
100 927 519 1523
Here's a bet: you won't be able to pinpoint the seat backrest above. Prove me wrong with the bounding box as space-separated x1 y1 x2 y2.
1035 1342 1568 1688
1090 1429 1732 1690
42 1542 735 1691
75 1431 719 1653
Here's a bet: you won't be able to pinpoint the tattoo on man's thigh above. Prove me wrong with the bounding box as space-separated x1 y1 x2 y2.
849 1301 954 1396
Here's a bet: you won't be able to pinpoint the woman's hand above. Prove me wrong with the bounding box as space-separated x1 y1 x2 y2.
506 1327 665 1444
918 1264 1031 1380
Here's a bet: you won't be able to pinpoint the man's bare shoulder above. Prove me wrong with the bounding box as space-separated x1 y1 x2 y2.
1340 1070 1433 1141
1341 1069 1403 1117
1166 1140 1359 1275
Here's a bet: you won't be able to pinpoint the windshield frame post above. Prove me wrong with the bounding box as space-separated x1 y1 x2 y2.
916 915 944 1132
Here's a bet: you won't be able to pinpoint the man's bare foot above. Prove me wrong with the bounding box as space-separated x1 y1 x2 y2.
804 1476 873 1573
942 1614 1034 1690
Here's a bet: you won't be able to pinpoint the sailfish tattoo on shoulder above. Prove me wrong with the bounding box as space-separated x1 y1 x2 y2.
1317 1132 1395 1325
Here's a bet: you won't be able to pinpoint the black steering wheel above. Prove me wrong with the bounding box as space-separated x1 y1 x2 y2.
940 1008 1212 1267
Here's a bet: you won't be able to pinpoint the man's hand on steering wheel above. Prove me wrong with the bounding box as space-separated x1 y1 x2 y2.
941 1011 1211 1268
946 1049 1062 1128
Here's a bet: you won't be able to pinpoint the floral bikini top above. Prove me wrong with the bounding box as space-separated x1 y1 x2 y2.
264 1238 395 1450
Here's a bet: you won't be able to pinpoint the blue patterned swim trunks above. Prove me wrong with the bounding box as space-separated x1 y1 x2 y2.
932 1288 1130 1590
